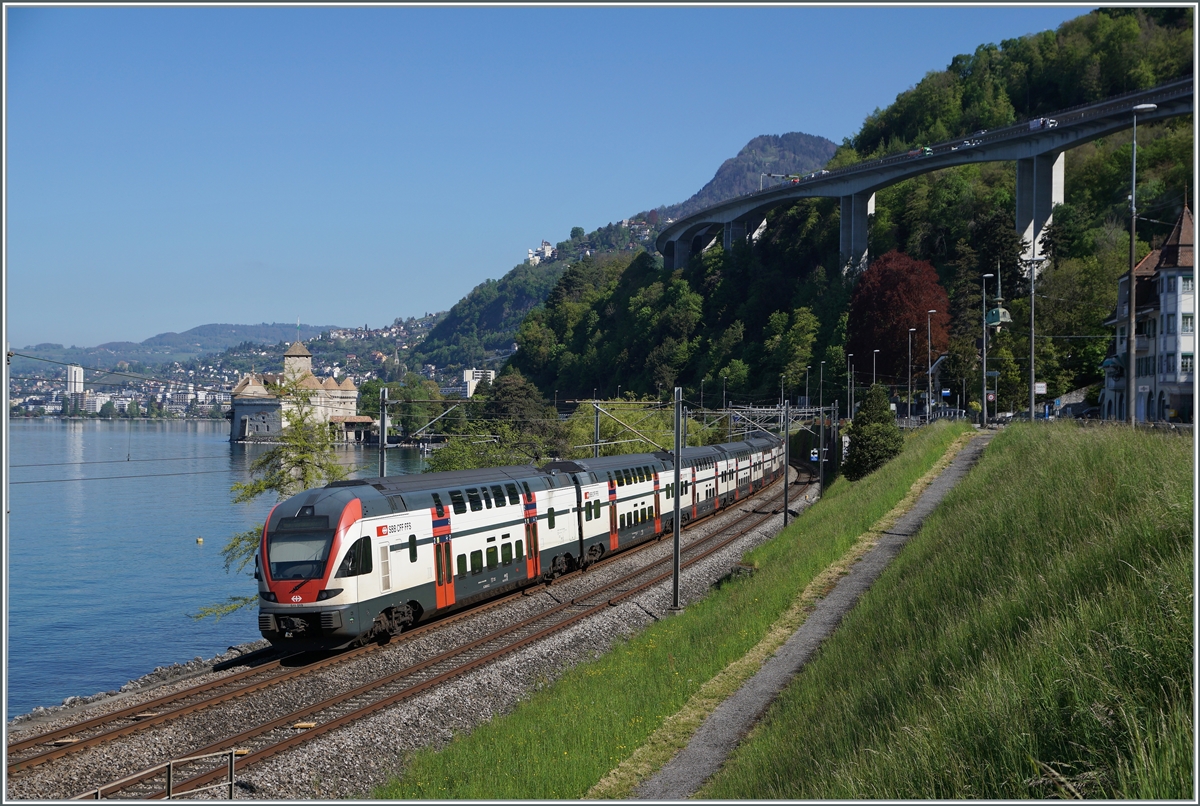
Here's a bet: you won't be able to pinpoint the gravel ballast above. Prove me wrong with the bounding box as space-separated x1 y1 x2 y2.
6 475 816 800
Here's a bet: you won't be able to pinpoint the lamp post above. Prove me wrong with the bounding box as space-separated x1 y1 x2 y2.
847 353 854 416
819 361 825 490
908 328 916 423
1028 255 1047 421
927 310 936 423
805 365 810 411
873 348 880 386
982 273 994 424
1127 102 1157 425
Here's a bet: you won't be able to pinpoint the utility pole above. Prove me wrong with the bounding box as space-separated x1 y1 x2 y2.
782 398 790 526
818 362 825 492
593 402 601 459
378 386 388 477
671 387 682 611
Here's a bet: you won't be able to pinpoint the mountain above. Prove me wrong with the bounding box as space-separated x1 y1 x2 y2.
657 132 839 221
13 322 340 373
410 131 838 372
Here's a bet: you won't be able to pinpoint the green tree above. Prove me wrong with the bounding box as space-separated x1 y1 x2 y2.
98 400 117 418
125 399 141 418
842 383 904 481
191 380 349 621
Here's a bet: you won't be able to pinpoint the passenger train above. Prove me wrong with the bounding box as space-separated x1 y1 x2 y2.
256 433 785 649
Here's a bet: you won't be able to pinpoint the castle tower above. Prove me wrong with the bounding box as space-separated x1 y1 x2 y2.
282 341 313 381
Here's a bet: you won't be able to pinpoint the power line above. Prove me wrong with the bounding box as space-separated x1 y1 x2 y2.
10 468 245 485
10 454 235 469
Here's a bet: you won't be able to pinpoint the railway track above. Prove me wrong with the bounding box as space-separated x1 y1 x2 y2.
9 471 811 800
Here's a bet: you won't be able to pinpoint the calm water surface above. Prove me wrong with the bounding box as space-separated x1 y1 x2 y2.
5 419 425 717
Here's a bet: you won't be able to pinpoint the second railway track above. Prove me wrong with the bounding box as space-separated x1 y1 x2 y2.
7 470 814 801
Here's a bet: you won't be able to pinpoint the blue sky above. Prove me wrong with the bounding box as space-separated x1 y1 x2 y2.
4 4 1096 349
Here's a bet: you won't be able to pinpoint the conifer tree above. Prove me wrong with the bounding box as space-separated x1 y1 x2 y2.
842 383 904 481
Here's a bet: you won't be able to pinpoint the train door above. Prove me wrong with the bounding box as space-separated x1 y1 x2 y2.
653 470 662 534
429 499 455 609
523 483 541 579
608 475 618 550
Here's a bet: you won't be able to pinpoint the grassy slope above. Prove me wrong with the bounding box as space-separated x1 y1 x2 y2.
703 423 1194 799
374 420 972 799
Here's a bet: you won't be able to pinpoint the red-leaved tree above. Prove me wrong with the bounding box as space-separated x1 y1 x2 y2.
847 250 951 391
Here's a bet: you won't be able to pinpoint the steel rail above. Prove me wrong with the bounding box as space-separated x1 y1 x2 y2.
70 471 806 799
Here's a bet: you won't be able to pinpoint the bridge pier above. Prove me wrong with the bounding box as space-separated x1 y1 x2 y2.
839 192 875 274
1016 152 1064 262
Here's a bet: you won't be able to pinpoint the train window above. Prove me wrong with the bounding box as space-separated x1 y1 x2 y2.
625 469 634 486
470 550 483 575
481 487 493 509
457 553 467 577
619 513 626 529
505 483 520 505
515 539 524 559
486 547 498 569
467 488 483 512
335 536 373 578
491 486 506 507
584 502 592 521
547 508 556 530
615 471 624 487
432 493 446 518
501 543 513 564
641 506 648 522
409 534 417 563
449 490 467 515
521 481 532 498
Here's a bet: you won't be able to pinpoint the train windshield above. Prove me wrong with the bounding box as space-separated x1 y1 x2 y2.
267 518 334 580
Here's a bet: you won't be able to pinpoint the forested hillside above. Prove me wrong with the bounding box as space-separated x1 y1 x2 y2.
407 259 571 370
508 7 1193 415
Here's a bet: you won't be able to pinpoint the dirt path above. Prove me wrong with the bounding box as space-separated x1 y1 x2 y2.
624 430 995 800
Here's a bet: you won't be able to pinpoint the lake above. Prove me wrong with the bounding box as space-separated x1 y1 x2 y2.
5 419 425 717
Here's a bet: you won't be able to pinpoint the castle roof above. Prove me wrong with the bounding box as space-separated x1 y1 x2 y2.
322 377 340 390
338 377 357 391
284 341 312 357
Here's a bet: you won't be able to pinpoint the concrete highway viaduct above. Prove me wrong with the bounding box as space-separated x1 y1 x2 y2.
656 76 1193 274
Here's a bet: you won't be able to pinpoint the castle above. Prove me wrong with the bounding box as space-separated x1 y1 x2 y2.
229 341 366 441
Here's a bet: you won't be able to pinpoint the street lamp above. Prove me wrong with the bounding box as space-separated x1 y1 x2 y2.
846 353 854 416
982 274 994 423
927 310 936 423
908 328 916 423
873 348 880 386
1127 102 1157 425
1028 255 1047 421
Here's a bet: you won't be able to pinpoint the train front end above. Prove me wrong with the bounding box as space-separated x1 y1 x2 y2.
256 485 367 650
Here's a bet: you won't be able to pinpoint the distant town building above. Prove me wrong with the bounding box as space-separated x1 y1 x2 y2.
526 240 556 266
1100 203 1194 422
229 341 362 441
66 364 84 395
439 368 496 399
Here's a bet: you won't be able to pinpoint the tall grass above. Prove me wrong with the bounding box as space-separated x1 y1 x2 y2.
374 421 973 799
703 423 1193 799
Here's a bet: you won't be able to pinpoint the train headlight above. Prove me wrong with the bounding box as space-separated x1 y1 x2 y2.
316 588 343 601
260 591 277 602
